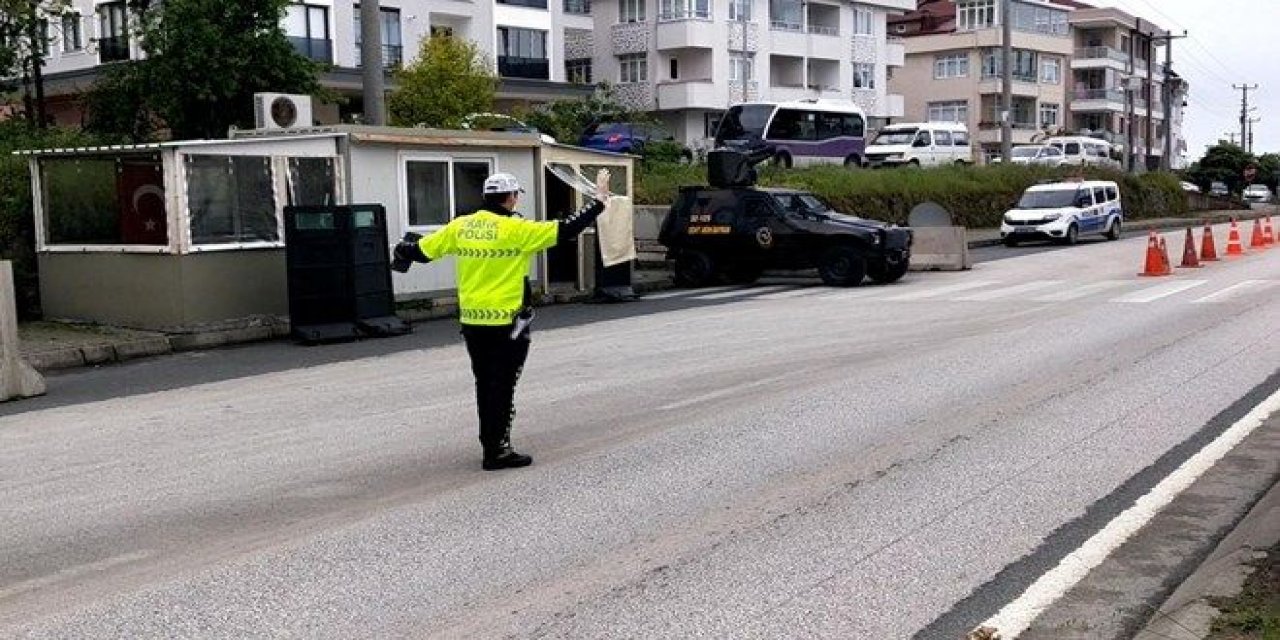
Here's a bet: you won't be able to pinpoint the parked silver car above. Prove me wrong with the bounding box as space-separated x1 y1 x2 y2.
1243 184 1273 203
1005 144 1068 167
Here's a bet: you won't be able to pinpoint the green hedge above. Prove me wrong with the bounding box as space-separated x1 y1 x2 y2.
636 163 1191 227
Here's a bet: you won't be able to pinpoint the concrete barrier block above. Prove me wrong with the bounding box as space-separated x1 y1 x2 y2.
908 226 973 272
0 261 46 401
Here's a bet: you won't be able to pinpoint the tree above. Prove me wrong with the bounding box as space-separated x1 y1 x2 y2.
388 36 497 129
518 84 647 144
1256 153 1280 191
85 0 321 141
1184 143 1255 194
0 0 73 129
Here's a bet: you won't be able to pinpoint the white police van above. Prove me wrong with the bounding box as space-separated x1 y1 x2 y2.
1000 179 1123 246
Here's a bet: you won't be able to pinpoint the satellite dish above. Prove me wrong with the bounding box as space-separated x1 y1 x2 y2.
908 202 953 227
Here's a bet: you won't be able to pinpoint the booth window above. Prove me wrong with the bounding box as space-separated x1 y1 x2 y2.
41 154 168 246
287 157 337 206
582 164 629 196
404 158 493 227
185 155 279 245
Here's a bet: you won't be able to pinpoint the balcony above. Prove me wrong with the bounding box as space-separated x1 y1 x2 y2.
976 121 1039 145
807 24 839 36
656 80 720 110
978 78 1042 97
497 0 548 7
289 37 333 63
658 7 710 21
886 36 905 67
498 56 550 79
1072 46 1129 71
354 44 405 68
98 35 130 63
656 19 717 50
564 0 591 14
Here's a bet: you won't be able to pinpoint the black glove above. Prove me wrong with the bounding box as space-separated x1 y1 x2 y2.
391 232 427 273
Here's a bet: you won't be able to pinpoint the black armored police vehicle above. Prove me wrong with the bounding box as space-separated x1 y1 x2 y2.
658 148 913 288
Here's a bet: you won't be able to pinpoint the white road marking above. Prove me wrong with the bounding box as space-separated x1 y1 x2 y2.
974 385 1280 639
692 285 790 300
1031 280 1132 302
881 280 1003 302
1110 280 1208 303
954 281 1065 302
1192 280 1279 304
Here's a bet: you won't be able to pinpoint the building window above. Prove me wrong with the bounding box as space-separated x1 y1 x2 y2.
1040 103 1060 129
431 25 454 38
660 0 710 21
928 100 968 123
933 53 968 79
730 52 754 82
852 6 874 36
1040 57 1060 84
41 155 168 246
565 0 592 13
983 48 1037 83
853 62 874 89
957 0 996 31
769 0 802 31
728 0 751 21
404 159 494 228
1009 2 1068 36
61 13 83 53
284 4 332 63
185 155 279 246
97 2 129 62
619 53 648 83
497 27 549 79
705 112 723 138
354 6 403 67
566 58 593 84
497 0 549 8
620 0 646 23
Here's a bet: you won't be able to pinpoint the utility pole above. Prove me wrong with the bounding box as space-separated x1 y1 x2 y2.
1000 0 1013 162
1247 116 1261 154
26 0 46 129
1233 83 1258 152
360 0 387 126
1154 30 1186 171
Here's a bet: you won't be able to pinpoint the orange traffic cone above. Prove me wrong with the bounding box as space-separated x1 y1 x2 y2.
1178 228 1201 268
1140 230 1173 276
1201 223 1220 262
1159 236 1172 271
1226 219 1246 258
1250 218 1267 249
1265 216 1275 246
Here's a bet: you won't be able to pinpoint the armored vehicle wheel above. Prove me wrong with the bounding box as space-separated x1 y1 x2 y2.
818 247 867 287
720 262 763 285
867 260 909 284
674 250 717 288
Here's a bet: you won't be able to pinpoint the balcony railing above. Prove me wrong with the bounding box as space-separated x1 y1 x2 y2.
1073 88 1125 102
498 56 550 79
564 0 591 13
98 35 130 63
1074 46 1129 63
807 24 839 36
659 8 710 21
979 120 1039 130
770 19 803 32
355 44 405 68
498 0 548 7
289 37 333 63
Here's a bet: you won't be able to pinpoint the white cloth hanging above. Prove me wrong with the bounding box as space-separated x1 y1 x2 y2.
597 195 636 267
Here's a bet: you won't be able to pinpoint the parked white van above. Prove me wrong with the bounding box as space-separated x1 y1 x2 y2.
864 122 972 168
1000 179 1124 246
1044 136 1119 168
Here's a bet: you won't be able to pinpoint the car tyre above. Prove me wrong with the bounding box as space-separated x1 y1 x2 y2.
1105 219 1121 241
1004 237 1021 247
674 250 717 288
772 152 793 169
867 260 909 284
1061 223 1080 245
818 247 867 287
843 154 863 169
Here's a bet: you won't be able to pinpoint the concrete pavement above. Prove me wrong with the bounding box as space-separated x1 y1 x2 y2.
1 221 1279 638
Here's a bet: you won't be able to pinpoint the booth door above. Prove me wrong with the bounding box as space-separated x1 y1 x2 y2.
544 165 581 288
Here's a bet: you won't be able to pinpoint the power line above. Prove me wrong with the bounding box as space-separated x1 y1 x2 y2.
1184 36 1237 79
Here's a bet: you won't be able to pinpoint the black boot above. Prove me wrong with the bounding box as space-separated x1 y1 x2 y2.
482 445 533 471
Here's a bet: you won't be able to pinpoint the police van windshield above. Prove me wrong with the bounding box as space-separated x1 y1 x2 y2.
715 105 774 144
871 128 919 145
1018 189 1082 209
773 193 831 213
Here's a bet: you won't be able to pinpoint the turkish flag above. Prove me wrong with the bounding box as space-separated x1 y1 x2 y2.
117 159 168 245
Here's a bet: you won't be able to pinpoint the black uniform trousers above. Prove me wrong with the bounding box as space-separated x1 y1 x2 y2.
461 324 531 455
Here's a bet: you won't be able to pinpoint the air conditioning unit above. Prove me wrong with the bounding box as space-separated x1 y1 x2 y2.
253 93 314 130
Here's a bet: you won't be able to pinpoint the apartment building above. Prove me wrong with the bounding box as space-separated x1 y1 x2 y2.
888 0 1077 163
1068 5 1178 171
590 0 916 148
34 0 594 127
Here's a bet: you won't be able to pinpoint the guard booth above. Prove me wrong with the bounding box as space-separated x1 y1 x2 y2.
538 144 634 297
20 126 635 332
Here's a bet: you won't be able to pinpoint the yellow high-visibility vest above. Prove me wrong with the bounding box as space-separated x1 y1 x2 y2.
419 211 558 326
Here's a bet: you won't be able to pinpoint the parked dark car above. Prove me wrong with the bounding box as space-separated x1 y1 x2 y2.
658 153 912 287
579 122 693 162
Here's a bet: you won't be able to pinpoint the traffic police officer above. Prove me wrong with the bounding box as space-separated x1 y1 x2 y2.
393 170 611 470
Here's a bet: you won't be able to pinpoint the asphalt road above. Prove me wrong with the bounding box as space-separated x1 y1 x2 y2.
2 222 1279 639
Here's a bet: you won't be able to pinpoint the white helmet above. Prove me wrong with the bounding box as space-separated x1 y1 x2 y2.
482 173 524 195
